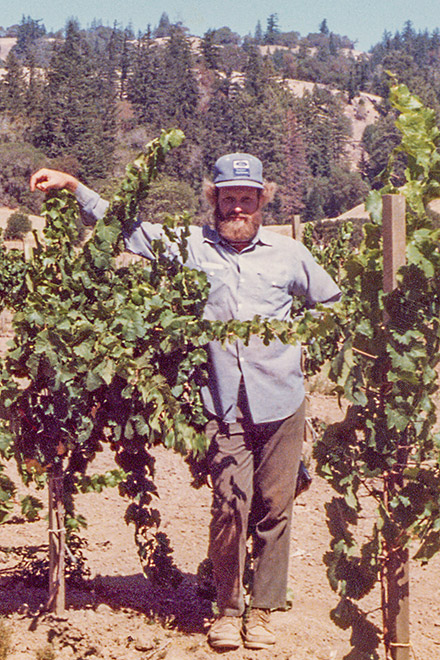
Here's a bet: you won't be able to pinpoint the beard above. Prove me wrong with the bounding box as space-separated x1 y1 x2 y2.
214 206 263 244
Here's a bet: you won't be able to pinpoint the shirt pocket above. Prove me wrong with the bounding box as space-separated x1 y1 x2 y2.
254 266 291 292
250 267 294 316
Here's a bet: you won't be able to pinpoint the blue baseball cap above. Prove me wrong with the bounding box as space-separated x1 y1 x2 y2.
213 153 264 189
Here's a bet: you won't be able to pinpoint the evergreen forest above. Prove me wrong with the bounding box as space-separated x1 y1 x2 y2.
1 13 440 225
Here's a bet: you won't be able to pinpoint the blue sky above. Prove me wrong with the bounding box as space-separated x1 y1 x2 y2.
2 0 440 52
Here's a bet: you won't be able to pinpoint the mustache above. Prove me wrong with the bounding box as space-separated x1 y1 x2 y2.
215 207 251 222
224 213 249 220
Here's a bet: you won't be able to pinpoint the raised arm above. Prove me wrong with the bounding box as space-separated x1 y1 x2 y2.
29 167 181 260
30 168 79 194
30 168 109 225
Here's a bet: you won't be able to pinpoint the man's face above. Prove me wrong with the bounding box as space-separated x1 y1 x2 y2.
215 186 262 244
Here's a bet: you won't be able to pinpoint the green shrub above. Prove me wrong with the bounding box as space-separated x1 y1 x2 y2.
4 211 32 240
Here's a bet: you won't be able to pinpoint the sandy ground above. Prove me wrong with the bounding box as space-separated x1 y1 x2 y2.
0 388 438 660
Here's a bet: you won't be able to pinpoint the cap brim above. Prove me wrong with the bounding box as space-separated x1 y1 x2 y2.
215 179 263 189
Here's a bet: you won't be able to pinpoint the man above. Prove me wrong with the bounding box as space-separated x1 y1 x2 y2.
31 153 341 650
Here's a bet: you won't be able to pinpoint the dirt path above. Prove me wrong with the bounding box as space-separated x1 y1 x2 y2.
0 392 438 659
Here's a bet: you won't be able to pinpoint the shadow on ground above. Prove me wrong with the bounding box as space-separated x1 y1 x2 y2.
0 567 213 634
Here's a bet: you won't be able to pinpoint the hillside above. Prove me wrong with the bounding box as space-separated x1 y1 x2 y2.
1 18 440 224
284 80 381 169
0 37 15 61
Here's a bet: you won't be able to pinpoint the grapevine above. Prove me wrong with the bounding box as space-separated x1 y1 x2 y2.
314 84 440 658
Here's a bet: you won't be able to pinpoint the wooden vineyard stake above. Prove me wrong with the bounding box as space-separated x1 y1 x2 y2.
292 214 303 241
48 462 66 614
383 195 407 292
382 194 410 660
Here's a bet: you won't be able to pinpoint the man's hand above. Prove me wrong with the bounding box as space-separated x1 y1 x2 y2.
30 168 79 194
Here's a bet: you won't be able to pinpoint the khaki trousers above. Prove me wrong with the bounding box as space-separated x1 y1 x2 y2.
206 396 305 616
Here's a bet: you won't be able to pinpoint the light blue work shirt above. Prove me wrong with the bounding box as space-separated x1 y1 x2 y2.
76 183 341 424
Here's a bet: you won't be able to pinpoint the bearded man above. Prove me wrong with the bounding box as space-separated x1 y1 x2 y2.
30 153 341 651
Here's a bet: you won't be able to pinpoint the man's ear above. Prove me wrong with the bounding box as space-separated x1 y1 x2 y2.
203 179 217 207
259 181 277 208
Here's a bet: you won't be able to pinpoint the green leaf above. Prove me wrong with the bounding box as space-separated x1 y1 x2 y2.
365 189 383 223
85 370 104 391
20 495 43 521
385 403 409 432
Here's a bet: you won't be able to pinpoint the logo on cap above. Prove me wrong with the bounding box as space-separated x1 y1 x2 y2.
233 160 250 178
213 153 263 188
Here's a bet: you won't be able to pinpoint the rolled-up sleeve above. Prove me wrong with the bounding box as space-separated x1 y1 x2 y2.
297 242 342 306
75 183 110 225
124 221 180 261
75 183 179 261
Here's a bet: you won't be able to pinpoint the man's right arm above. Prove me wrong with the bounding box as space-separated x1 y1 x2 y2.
30 168 178 261
30 168 109 225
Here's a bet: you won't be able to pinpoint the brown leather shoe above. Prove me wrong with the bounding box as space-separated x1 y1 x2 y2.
208 615 241 649
242 608 276 649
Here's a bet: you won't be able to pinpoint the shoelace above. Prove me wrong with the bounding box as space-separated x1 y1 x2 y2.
250 609 271 626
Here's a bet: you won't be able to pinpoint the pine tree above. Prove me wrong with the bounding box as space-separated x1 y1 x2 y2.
1 51 27 115
160 26 199 131
154 12 171 38
319 19 329 36
119 29 131 99
25 52 45 122
202 29 220 70
431 28 440 51
361 114 402 185
128 30 162 126
295 87 351 178
95 27 119 173
244 44 268 99
31 19 116 180
329 33 338 56
347 70 358 103
402 20 415 47
304 178 326 221
200 76 237 174
264 14 280 46
13 15 46 64
254 21 263 45
280 110 311 220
